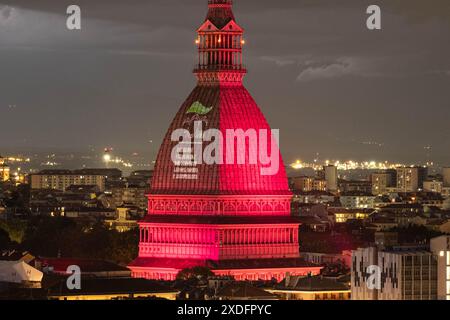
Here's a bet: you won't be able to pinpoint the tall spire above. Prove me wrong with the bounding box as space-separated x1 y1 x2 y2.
194 0 246 85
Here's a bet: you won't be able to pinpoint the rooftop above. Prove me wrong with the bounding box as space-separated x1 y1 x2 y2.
328 207 375 214
38 258 130 274
34 168 121 177
275 275 350 292
216 282 277 299
340 191 374 197
46 277 178 297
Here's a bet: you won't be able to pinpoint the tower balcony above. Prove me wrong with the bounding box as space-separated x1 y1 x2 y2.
137 218 301 261
194 64 247 72
208 0 232 5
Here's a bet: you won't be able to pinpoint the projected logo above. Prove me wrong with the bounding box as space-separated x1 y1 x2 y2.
182 101 214 128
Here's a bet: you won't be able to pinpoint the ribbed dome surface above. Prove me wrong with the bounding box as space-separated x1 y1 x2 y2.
150 84 290 196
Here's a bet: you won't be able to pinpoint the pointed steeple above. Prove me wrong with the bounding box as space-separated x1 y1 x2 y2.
195 0 246 85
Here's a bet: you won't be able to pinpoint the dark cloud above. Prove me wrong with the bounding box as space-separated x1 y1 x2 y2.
0 0 449 166
387 0 450 23
0 5 14 23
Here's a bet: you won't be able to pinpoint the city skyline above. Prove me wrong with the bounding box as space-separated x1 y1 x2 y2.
0 0 449 165
1 0 450 304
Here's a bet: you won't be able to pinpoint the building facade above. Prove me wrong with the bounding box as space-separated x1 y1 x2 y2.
340 192 376 209
291 176 326 192
0 157 10 182
371 171 396 195
111 184 147 211
443 168 450 188
430 236 450 300
30 170 106 192
423 180 444 194
324 165 338 193
292 176 314 192
329 208 373 223
339 180 372 194
352 246 438 300
396 166 428 193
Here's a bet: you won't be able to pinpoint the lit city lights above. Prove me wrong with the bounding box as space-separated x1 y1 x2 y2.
0 0 449 308
290 159 413 171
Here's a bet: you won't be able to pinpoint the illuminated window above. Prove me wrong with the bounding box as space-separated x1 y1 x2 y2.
448 267 450 281
447 252 450 266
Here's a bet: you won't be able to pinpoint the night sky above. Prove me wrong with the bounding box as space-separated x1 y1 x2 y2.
0 0 449 166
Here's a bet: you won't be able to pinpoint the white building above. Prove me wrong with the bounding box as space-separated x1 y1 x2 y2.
0 157 10 182
324 165 338 193
396 166 428 192
351 247 378 300
340 192 376 209
371 170 396 196
352 247 438 300
0 260 43 284
423 180 443 194
443 168 450 188
430 236 450 300
30 170 106 192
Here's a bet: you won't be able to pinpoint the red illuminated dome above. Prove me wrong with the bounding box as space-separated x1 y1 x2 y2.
129 0 321 281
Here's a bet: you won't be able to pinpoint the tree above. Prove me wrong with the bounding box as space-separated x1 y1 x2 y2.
21 216 80 257
0 219 28 243
0 216 140 265
176 266 214 281
108 229 139 265
0 228 11 249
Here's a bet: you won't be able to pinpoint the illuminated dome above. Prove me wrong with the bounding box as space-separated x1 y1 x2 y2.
151 87 290 196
